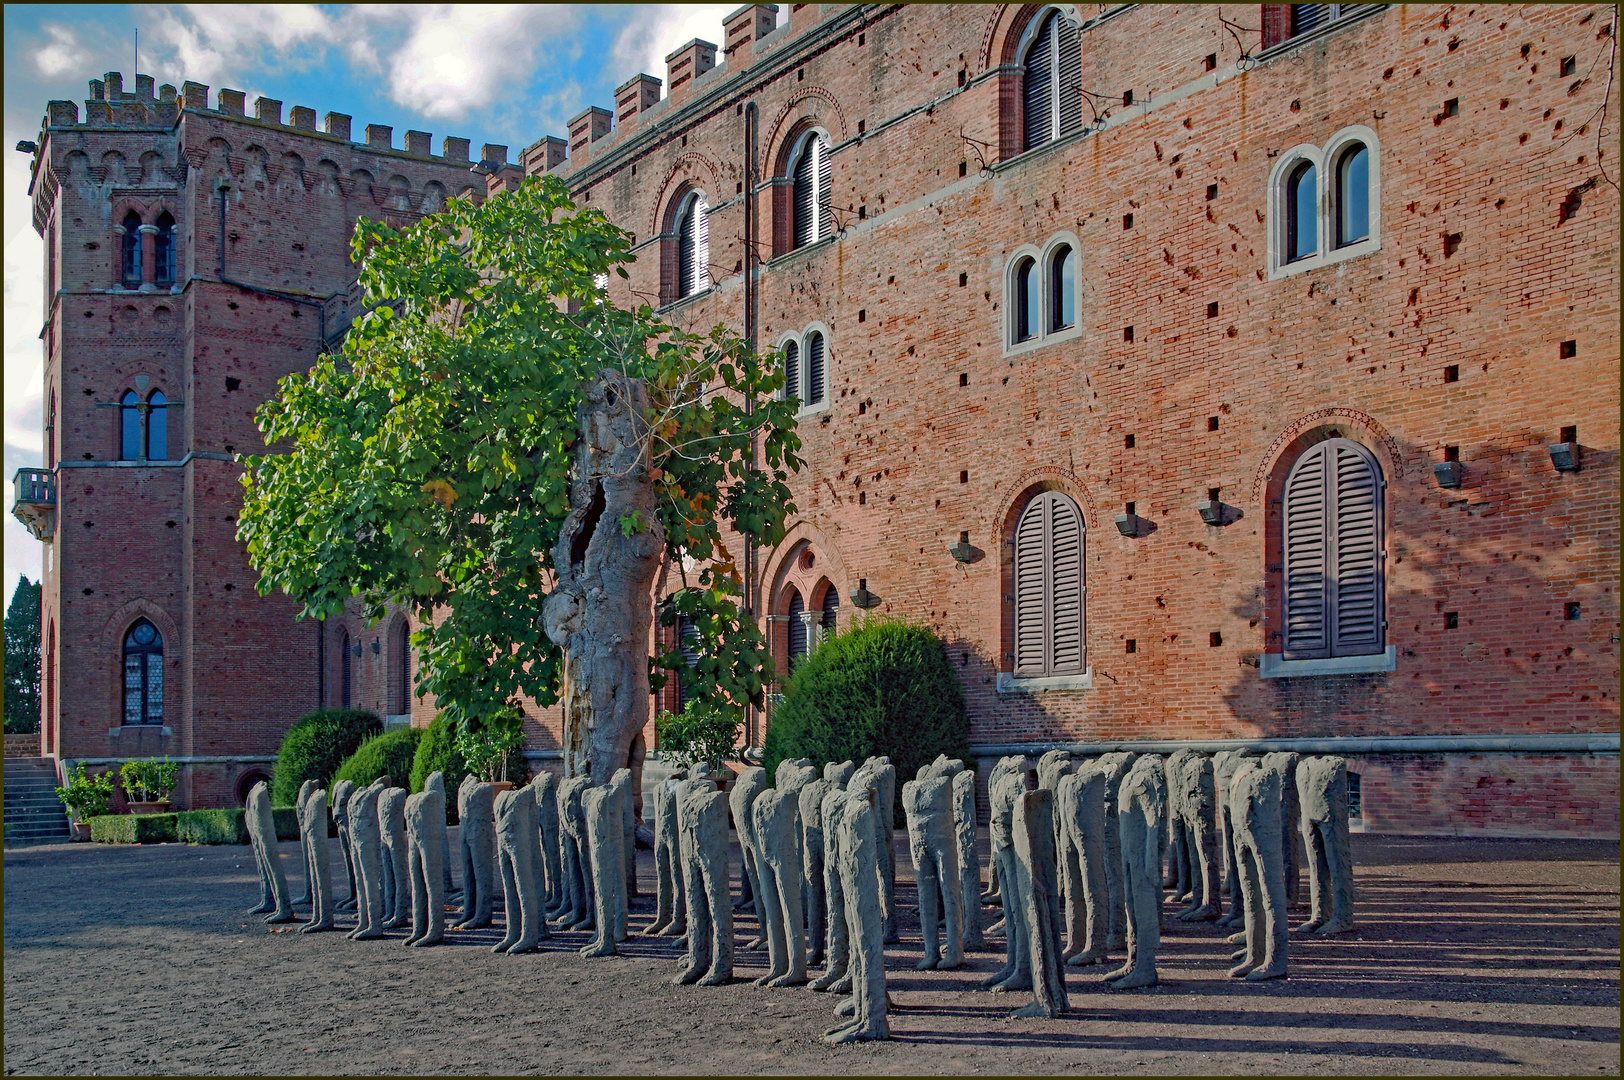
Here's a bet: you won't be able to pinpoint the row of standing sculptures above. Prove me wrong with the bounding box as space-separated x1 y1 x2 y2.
242 747 1354 1044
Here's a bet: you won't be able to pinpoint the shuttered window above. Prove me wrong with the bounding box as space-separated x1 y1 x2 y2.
782 339 800 404
805 331 826 405
786 589 808 671
791 133 831 249
675 613 699 711
1013 491 1086 676
1282 438 1384 660
676 192 710 299
1022 10 1084 153
120 211 142 285
820 583 839 629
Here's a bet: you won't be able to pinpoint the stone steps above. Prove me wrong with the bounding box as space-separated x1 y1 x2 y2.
4 758 70 844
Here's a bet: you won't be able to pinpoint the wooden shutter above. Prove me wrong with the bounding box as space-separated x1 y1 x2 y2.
783 339 800 403
675 613 699 710
806 331 825 404
1014 491 1086 675
1022 13 1053 151
677 198 695 298
820 584 839 628
792 138 815 248
1056 17 1082 137
1291 4 1331 35
1283 438 1384 660
1283 442 1330 659
786 590 807 670
1330 442 1383 655
693 194 710 292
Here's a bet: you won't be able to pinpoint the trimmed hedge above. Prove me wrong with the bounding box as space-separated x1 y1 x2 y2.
90 813 178 844
269 709 381 807
763 618 970 815
334 727 424 792
408 713 470 798
176 809 248 845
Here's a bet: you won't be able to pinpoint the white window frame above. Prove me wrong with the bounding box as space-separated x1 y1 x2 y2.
1002 231 1083 357
1267 125 1382 281
674 189 711 301
1015 5 1086 155
786 128 833 251
776 323 832 419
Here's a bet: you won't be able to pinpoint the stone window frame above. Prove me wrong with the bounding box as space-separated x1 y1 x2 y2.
1002 231 1084 357
1266 125 1382 281
776 322 832 419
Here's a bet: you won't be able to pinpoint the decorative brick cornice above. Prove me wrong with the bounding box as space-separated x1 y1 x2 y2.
1250 407 1405 505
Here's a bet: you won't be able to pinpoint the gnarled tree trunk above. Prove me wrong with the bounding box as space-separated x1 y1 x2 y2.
542 371 665 785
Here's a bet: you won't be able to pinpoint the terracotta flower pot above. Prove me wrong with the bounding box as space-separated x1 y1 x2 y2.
126 800 172 815
488 782 514 795
70 821 92 842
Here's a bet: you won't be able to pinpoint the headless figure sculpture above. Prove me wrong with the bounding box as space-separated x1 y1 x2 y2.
1035 751 1084 963
607 769 634 942
530 771 564 916
1213 749 1253 927
982 759 1033 992
423 771 457 902
1263 751 1303 906
1011 782 1068 1018
402 778 446 947
494 785 549 954
646 774 687 936
980 755 1022 931
1057 761 1111 966
952 768 986 952
729 766 769 947
299 785 336 933
824 787 889 1044
346 781 387 940
848 757 899 944
1175 754 1222 922
1162 749 1196 904
798 775 833 967
379 786 411 928
555 775 594 930
1295 755 1355 936
1096 751 1138 950
581 779 627 957
329 779 358 911
245 780 295 923
751 785 809 987
1228 757 1289 980
1106 754 1164 990
810 769 855 992
903 773 963 970
674 777 734 986
455 777 497 930
292 778 316 906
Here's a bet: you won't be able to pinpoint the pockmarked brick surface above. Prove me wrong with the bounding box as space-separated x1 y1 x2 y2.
1 832 1616 1075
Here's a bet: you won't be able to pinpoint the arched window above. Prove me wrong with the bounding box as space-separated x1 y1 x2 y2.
120 211 142 286
1013 257 1038 343
1335 143 1370 247
1021 9 1083 152
782 338 800 404
1048 244 1075 331
785 588 808 671
674 612 699 711
804 330 826 406
122 619 165 725
675 191 710 299
388 619 411 715
339 628 353 710
154 211 176 284
120 391 142 460
820 582 839 630
1013 491 1086 676
1282 438 1384 660
790 131 832 249
146 391 167 460
1286 160 1317 262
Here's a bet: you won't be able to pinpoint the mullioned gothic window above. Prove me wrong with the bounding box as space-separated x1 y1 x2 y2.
122 620 165 726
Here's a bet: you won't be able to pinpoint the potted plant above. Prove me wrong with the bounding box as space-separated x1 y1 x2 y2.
55 763 116 840
655 700 742 786
454 710 526 792
120 756 180 814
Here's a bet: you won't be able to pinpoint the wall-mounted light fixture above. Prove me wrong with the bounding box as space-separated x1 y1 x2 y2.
1432 446 1464 488
947 531 974 562
1196 488 1243 526
369 639 381 654
1550 426 1581 472
1114 502 1148 537
849 578 881 609
351 642 363 657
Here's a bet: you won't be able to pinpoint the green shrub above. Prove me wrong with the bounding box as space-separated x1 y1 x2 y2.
90 813 178 844
55 763 116 822
119 756 179 801
655 700 742 772
408 713 470 798
763 618 970 811
176 809 248 845
334 727 424 791
269 709 381 806
270 806 332 841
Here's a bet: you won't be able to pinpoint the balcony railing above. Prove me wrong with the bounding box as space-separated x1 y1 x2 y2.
12 468 54 541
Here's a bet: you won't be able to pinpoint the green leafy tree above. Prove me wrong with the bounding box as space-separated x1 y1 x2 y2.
4 576 42 734
238 174 801 784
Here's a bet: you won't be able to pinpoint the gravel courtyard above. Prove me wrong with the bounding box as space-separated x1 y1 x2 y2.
3 830 1617 1075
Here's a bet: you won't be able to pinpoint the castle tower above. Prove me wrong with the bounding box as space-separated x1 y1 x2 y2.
15 73 485 807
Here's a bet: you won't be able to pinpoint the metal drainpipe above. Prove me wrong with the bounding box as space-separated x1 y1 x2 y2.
743 99 760 751
215 176 333 353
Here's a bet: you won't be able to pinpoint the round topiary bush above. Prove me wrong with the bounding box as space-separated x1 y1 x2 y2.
333 726 424 791
270 709 381 806
763 618 970 797
408 713 470 797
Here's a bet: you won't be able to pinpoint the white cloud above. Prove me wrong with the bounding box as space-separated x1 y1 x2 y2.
33 24 82 78
3 150 44 595
609 5 742 97
374 5 580 121
140 4 338 89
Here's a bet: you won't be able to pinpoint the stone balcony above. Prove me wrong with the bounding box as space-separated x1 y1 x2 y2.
12 468 54 541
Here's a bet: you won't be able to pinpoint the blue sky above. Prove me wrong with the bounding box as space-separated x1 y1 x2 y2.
2 3 755 602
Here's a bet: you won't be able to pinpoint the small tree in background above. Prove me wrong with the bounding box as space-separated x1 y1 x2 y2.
4 576 41 734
